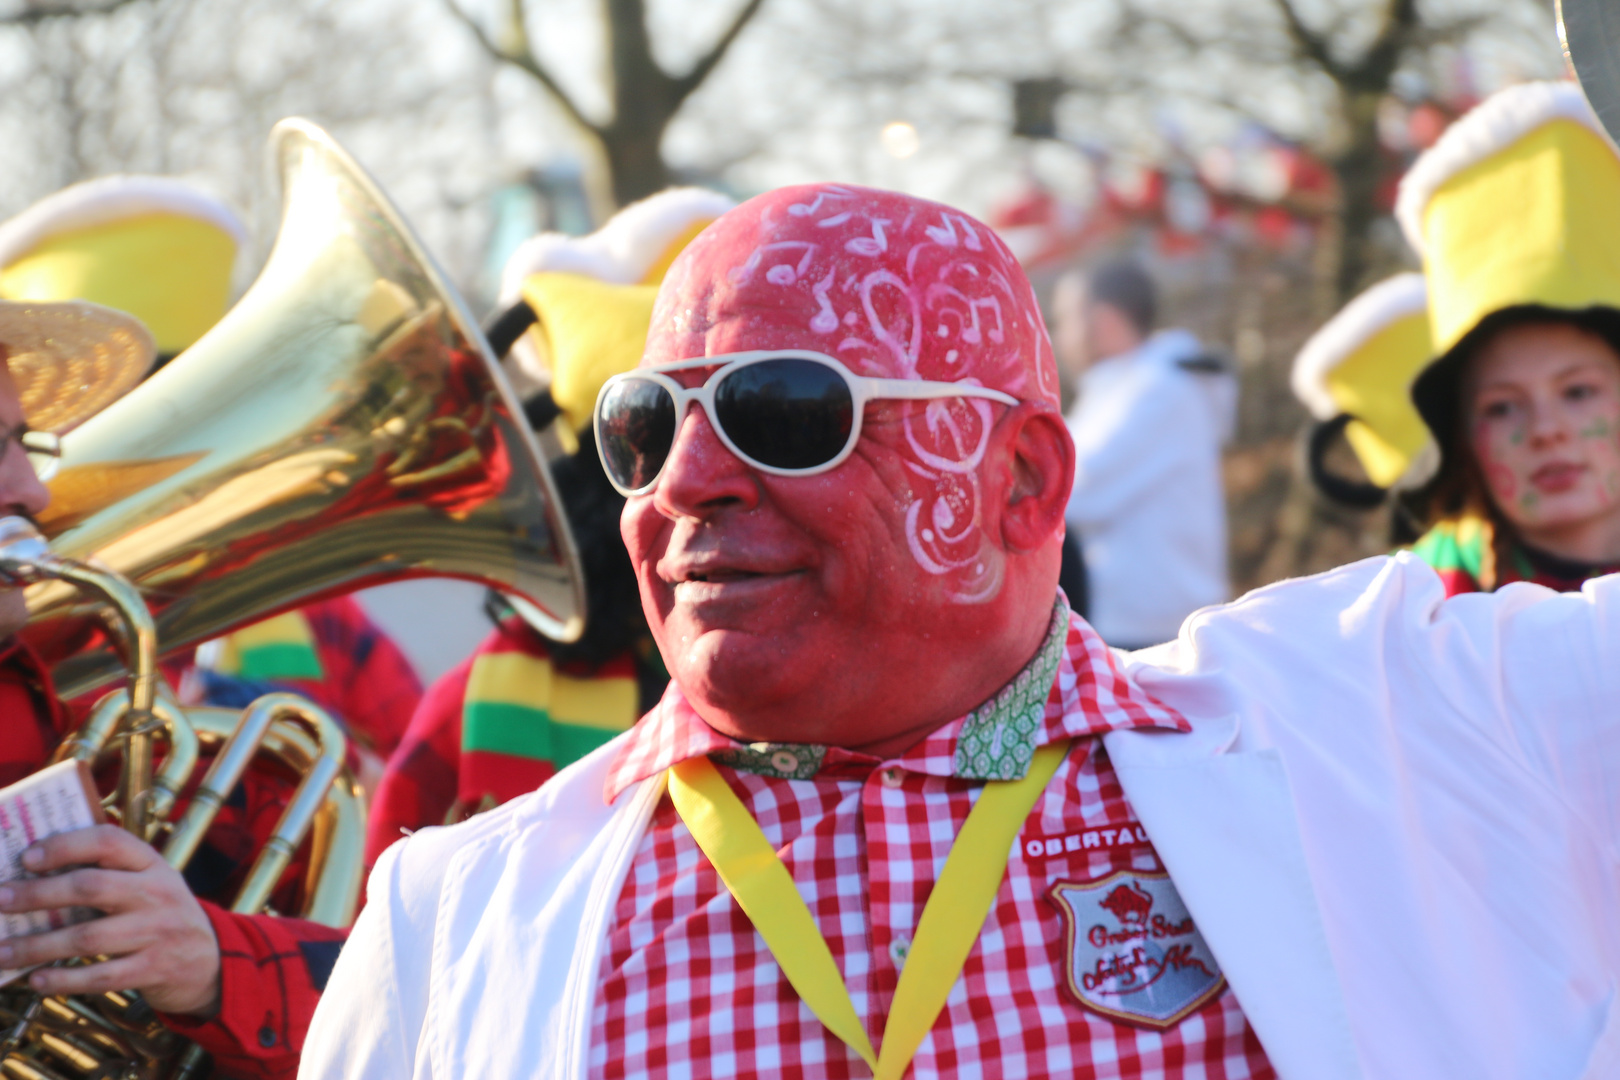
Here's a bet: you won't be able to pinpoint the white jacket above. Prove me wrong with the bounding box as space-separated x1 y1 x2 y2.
1066 328 1236 646
301 555 1620 1080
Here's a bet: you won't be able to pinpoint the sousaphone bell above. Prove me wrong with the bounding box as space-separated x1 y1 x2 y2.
22 118 586 696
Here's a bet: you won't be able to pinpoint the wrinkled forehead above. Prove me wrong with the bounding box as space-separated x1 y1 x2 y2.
645 183 1059 405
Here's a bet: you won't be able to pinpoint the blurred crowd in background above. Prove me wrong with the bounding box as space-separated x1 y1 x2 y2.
0 0 1569 676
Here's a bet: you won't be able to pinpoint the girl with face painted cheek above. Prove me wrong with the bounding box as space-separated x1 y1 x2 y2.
1396 79 1620 595
1410 313 1620 594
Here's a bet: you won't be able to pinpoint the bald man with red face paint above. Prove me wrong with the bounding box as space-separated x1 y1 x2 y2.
304 186 1620 1080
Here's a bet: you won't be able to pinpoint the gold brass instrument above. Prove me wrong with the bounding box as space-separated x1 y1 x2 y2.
0 116 586 1080
23 116 584 699
0 518 163 840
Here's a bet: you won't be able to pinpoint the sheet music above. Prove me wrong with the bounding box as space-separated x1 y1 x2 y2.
0 759 102 986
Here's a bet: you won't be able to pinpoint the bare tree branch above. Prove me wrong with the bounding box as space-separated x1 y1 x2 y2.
0 0 147 25
437 0 601 135
674 0 768 103
1272 0 1341 78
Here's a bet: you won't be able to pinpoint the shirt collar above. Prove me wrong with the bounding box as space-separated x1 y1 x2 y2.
603 596 1189 802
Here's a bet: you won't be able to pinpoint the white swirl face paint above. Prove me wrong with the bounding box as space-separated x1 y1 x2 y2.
648 183 1061 604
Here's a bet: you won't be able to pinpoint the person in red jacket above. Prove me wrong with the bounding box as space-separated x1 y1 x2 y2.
0 300 342 1080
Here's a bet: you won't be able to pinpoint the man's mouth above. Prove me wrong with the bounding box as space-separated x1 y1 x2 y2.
666 561 804 604
682 569 767 584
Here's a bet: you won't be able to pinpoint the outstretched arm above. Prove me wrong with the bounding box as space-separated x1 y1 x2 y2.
1465 575 1620 849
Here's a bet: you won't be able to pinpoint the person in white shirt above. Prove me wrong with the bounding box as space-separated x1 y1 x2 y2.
1055 260 1236 648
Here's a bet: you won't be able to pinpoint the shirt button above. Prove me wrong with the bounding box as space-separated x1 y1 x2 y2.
889 935 911 969
258 1026 277 1048
881 768 903 789
770 750 799 773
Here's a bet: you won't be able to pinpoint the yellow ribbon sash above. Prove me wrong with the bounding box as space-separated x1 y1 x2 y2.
668 740 1070 1080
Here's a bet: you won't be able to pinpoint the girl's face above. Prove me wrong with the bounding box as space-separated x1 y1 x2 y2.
1466 321 1620 554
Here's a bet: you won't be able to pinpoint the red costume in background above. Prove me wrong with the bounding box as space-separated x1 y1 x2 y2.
2 631 363 1080
365 615 647 870
168 596 422 759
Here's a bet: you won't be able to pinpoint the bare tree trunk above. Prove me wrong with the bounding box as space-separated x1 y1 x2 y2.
601 0 677 204
1263 0 1419 302
1328 87 1389 300
447 0 767 212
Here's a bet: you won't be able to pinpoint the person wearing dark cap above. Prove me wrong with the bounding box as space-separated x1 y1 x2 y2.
1397 81 1620 595
1053 258 1235 649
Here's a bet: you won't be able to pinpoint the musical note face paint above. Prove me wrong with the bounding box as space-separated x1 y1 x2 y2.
645 183 1056 594
624 184 1062 736
1465 320 1620 550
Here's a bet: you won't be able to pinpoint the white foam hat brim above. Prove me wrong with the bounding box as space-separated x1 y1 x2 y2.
1291 272 1429 420
496 187 736 308
0 175 248 271
1395 80 1615 257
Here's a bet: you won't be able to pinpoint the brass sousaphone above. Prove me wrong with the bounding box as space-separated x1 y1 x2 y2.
24 118 585 697
0 118 584 1080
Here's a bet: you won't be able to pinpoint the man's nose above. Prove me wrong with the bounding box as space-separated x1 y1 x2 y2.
0 441 50 520
652 405 759 519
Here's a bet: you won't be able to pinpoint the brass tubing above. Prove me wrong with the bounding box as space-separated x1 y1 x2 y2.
228 695 347 915
49 566 156 840
53 691 197 826
0 518 160 839
35 1033 97 1075
159 702 281 872
143 691 197 825
50 695 125 770
166 695 350 1080
182 707 365 927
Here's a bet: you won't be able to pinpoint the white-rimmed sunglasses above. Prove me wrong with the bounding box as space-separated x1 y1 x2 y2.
593 350 1019 496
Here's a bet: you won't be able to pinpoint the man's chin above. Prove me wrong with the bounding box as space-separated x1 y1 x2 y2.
666 625 807 719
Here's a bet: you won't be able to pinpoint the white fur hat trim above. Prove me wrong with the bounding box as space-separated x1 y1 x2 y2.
1396 80 1615 257
1291 271 1428 420
496 186 735 308
0 175 247 270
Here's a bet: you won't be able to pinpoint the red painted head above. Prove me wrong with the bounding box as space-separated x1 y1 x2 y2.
624 183 1074 753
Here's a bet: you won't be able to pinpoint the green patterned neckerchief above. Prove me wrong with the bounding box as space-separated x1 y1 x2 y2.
712 597 1070 783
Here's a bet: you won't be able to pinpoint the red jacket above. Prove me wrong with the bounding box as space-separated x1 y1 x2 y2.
1 639 343 1080
365 617 653 870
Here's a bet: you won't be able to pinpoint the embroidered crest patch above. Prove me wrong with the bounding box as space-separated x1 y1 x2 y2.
1048 870 1226 1029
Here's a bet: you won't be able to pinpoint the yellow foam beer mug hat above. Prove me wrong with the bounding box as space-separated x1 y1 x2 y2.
1396 79 1620 472
1291 273 1434 490
497 187 735 452
0 176 246 357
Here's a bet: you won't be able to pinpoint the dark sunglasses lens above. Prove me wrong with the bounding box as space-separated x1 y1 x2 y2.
598 378 677 490
714 359 855 470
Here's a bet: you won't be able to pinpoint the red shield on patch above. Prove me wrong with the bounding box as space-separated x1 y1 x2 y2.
1048 870 1226 1029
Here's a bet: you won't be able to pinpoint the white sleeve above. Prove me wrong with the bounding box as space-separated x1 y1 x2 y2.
1066 372 1210 529
298 843 433 1080
1429 573 1620 851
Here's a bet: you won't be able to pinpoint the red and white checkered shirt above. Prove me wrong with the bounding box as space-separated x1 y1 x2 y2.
590 604 1276 1079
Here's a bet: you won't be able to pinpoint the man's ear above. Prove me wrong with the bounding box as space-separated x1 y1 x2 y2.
995 404 1074 554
